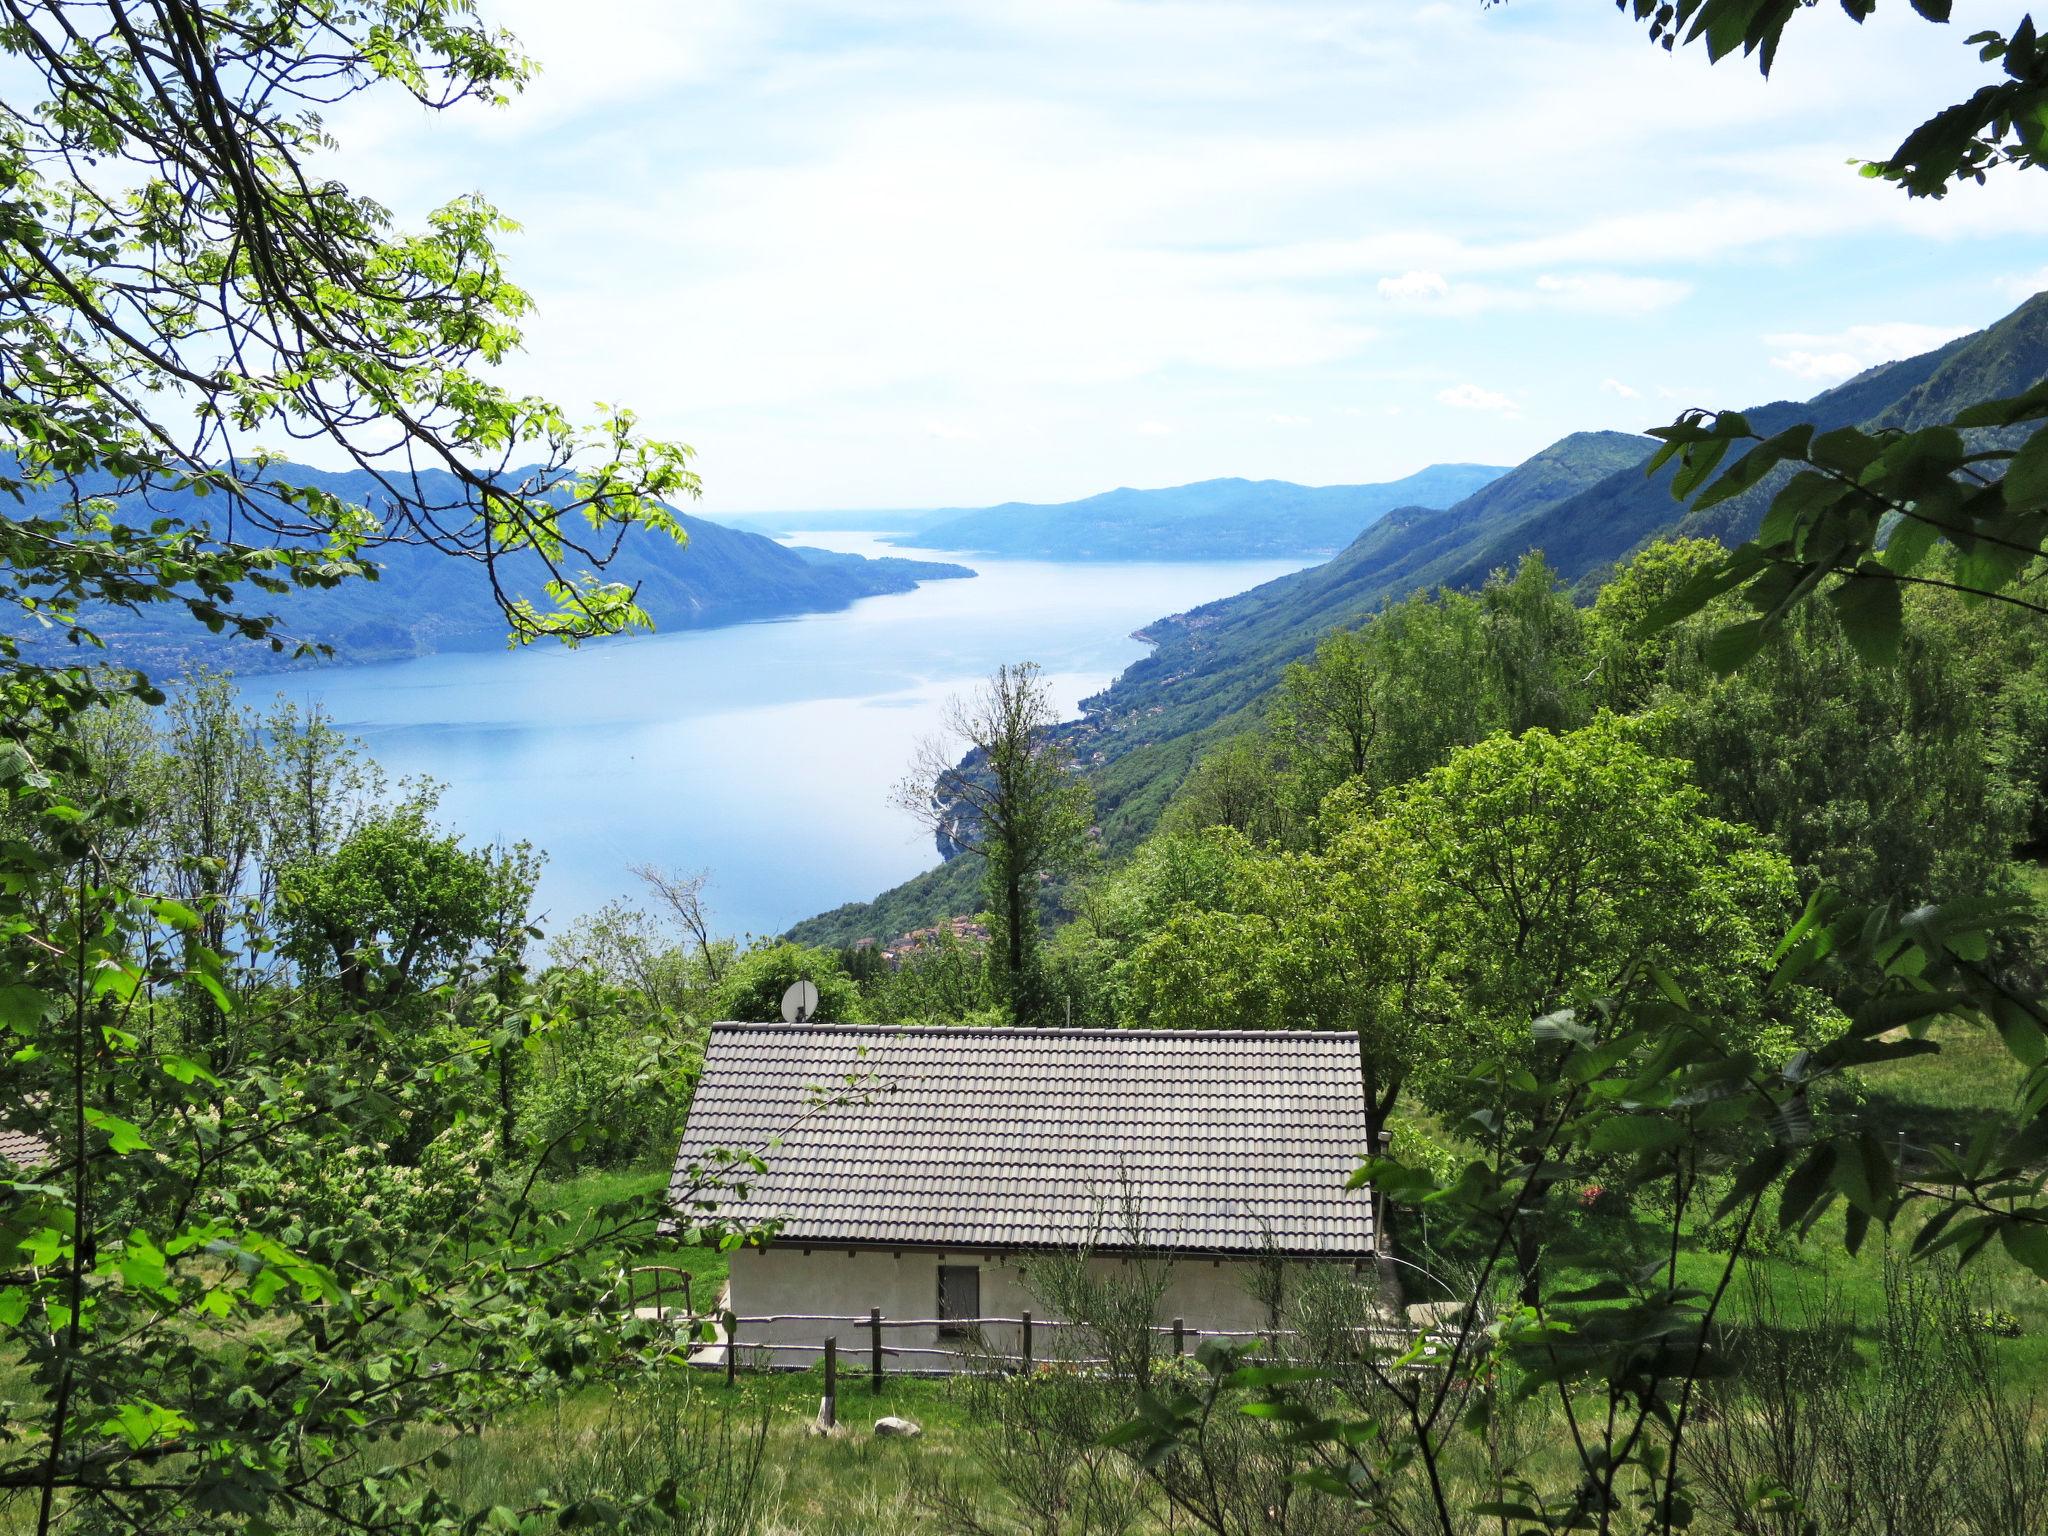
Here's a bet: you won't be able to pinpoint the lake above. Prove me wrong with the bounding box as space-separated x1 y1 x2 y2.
257 534 1308 942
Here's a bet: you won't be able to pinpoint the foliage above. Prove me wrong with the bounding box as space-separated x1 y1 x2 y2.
1601 3 2048 669
1688 1256 2048 1536
1614 1 2048 197
1626 569 2040 911
896 663 1096 1024
531 1369 771 1536
866 926 994 1026
1065 715 1814 1134
277 802 540 1008
0 4 757 1529
713 941 864 1024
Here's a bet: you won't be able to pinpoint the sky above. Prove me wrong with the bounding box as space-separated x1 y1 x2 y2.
323 0 2048 516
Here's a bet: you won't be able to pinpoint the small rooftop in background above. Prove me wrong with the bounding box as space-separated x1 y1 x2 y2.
0 1125 49 1168
669 1023 1375 1257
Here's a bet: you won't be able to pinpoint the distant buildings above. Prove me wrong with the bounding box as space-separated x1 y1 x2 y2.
857 915 989 969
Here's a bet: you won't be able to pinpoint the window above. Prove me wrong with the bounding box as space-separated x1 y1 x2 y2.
937 1265 980 1336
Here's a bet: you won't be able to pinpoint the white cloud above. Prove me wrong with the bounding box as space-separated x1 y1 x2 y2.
1764 321 1970 384
293 0 2044 507
1436 383 1517 413
1600 378 1641 399
1377 269 1450 302
1269 412 1313 426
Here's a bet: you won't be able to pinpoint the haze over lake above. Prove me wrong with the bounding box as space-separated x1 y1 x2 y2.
256 534 1309 942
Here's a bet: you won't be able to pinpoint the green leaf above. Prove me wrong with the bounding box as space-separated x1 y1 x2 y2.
1825 570 1903 666
1998 1219 2048 1281
2004 423 2048 508
0 986 53 1032
84 1108 150 1154
1704 618 1770 674
1779 1144 1837 1231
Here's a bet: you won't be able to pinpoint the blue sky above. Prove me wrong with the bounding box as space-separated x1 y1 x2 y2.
330 0 2048 515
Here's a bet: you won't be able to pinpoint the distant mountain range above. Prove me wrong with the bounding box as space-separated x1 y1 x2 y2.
788 291 2048 947
886 464 1510 560
8 462 973 674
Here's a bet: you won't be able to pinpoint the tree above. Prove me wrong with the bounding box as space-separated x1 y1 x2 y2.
277 803 539 1008
712 941 863 1024
1268 630 1383 828
1370 716 1808 1090
896 663 1095 1024
1629 573 2035 913
151 672 270 962
631 861 727 985
1161 733 1294 848
0 8 722 1527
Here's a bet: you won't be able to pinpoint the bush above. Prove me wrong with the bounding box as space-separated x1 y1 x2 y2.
712 941 863 1023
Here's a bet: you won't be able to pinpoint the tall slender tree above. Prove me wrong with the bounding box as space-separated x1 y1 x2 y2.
897 662 1095 1024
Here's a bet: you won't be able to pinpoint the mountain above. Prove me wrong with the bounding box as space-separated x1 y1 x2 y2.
891 465 1510 560
8 462 973 675
789 293 2048 948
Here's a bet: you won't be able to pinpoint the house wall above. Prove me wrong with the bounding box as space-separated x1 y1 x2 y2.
718 1245 1374 1373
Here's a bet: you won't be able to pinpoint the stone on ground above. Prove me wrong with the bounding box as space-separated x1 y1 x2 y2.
873 1416 923 1438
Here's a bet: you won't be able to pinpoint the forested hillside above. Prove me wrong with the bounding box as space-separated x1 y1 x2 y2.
891 463 1507 559
793 294 2048 947
4 460 971 676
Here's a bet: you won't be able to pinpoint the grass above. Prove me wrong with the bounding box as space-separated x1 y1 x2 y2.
421 1370 980 1536
533 1161 734 1307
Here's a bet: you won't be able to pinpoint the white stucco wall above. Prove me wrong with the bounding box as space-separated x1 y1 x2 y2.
716 1245 1375 1373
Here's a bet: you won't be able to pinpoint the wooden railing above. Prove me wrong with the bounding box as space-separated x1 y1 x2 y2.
614 1291 1427 1387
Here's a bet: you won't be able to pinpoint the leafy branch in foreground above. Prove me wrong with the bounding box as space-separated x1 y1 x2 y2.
0 0 698 685
1590 0 2048 663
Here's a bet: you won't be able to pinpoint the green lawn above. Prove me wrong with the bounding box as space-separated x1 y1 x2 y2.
423 1369 981 1536
532 1162 734 1308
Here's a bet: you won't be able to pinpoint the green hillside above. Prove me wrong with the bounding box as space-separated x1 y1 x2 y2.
893 464 1508 560
789 294 2048 948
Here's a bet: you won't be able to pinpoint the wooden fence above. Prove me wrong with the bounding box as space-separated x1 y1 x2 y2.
614 1275 1423 1387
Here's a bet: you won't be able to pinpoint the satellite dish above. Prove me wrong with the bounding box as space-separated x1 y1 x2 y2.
781 979 821 1024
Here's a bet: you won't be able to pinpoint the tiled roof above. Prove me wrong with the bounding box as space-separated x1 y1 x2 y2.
0 1125 49 1168
669 1024 1374 1256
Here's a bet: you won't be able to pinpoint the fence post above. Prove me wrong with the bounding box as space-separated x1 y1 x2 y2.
1173 1317 1184 1357
870 1307 884 1392
723 1309 738 1388
822 1336 838 1429
682 1271 692 1320
1021 1309 1033 1373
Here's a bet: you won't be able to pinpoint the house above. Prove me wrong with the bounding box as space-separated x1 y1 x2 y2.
666 1023 1382 1372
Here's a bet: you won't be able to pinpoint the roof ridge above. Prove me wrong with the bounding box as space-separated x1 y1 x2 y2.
708 1022 1358 1041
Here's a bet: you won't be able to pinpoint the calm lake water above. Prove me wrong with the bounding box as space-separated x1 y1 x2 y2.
256 534 1308 943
